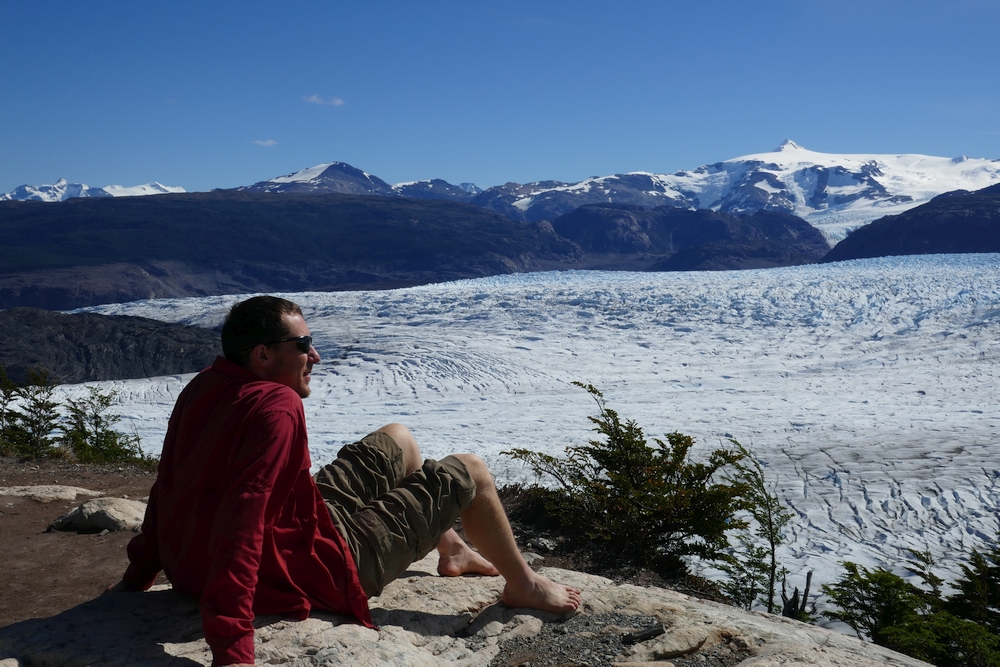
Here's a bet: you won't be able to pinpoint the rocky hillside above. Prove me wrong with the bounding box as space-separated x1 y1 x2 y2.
0 308 219 384
0 548 929 667
823 183 1000 262
0 190 834 310
553 204 830 271
230 142 1000 242
0 192 580 309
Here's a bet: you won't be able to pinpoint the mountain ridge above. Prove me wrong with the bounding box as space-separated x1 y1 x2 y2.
0 191 827 309
229 142 1000 242
9 142 998 242
822 182 1000 262
0 178 185 202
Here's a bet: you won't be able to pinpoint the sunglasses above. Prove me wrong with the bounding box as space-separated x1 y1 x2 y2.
261 335 313 354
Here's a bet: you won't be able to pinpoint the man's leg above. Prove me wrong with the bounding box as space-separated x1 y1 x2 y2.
453 454 582 613
317 423 498 589
380 427 581 610
321 425 580 611
375 424 498 577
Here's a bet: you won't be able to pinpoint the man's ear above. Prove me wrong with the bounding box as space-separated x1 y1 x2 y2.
246 343 271 369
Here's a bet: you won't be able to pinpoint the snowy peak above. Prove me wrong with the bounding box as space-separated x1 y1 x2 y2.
459 142 1000 243
232 146 1000 244
102 182 186 197
392 179 481 202
238 161 394 195
0 178 111 202
0 178 185 202
238 162 483 201
774 139 804 152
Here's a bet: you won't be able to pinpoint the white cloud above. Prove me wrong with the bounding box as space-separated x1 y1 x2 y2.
304 94 345 107
253 139 278 147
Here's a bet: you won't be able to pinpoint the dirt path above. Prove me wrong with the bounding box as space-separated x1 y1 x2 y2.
0 456 159 627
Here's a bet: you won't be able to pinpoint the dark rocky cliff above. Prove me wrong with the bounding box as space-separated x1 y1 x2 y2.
823 183 1000 262
552 204 830 270
0 308 220 384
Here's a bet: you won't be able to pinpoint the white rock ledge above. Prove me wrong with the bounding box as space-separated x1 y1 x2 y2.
0 485 102 503
0 554 929 666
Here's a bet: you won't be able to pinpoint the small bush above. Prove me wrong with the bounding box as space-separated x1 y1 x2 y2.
0 365 19 455
63 386 153 468
882 611 1000 667
1 367 62 459
824 545 1000 667
718 534 770 610
721 441 795 613
947 547 1000 634
0 363 154 468
822 562 926 644
505 382 748 573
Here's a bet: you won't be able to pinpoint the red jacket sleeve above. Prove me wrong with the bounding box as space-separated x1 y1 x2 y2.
123 479 162 591
199 407 301 667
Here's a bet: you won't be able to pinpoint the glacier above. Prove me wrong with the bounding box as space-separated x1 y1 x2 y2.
71 254 1000 604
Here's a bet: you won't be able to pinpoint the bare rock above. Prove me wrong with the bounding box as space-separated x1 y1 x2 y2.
0 306 220 384
0 555 931 666
46 497 147 533
0 485 102 503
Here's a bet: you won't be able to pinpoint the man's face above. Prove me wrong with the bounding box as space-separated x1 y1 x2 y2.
256 313 320 398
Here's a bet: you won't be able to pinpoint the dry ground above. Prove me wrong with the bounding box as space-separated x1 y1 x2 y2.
0 456 715 630
0 455 160 627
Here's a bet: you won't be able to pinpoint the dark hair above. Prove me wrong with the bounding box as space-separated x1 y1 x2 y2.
221 296 303 367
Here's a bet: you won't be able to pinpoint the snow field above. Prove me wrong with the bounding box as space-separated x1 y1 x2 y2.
74 254 1000 608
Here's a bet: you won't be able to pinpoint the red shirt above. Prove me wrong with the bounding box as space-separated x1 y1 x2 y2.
124 357 373 666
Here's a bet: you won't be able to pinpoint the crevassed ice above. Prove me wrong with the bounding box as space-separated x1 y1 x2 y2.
77 254 1000 608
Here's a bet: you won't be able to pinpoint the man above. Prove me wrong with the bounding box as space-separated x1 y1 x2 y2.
110 295 581 667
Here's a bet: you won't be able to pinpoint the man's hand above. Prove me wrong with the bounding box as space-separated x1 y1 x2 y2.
103 580 126 595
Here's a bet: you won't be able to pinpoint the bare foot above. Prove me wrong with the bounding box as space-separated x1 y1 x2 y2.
437 535 500 577
438 542 500 577
501 572 582 613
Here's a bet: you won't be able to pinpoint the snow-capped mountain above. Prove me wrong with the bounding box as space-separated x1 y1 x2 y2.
101 182 186 197
239 142 1000 243
0 178 112 202
0 178 185 202
473 141 1000 242
237 162 395 196
237 162 483 202
12 142 998 242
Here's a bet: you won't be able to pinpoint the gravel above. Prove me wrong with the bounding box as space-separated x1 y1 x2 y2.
482 611 752 667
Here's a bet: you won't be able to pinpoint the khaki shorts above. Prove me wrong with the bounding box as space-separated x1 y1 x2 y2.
313 431 477 597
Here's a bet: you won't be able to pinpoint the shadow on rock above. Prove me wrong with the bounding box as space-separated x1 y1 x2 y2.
0 589 211 666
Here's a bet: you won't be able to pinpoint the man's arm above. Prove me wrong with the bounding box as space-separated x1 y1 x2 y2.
121 478 163 591
199 407 301 667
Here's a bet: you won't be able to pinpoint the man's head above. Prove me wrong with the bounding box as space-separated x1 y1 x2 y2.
221 296 320 397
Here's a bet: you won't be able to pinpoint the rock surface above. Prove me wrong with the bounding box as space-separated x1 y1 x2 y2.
822 182 1000 262
46 497 147 533
0 554 929 666
0 485 102 503
0 307 220 384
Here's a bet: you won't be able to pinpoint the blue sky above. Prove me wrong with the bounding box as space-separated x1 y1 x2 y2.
2 0 999 193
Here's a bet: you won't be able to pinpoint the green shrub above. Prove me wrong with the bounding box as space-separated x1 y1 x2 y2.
0 365 18 455
63 386 153 467
882 611 1000 667
718 534 770 610
822 562 926 644
824 547 1000 667
947 547 1000 634
721 441 795 613
0 363 154 468
1 368 62 459
504 382 748 573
